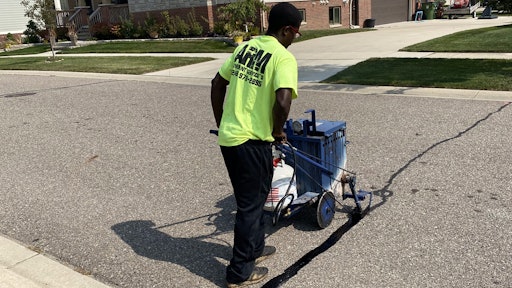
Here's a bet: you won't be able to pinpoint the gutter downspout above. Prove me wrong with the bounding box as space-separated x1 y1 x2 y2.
349 0 353 29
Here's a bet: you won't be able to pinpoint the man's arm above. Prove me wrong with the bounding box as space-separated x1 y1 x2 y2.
211 72 229 128
272 88 292 142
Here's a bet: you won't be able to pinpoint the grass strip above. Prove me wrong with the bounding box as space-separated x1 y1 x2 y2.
322 58 512 91
0 44 52 56
294 28 371 43
1 29 368 56
59 40 235 54
401 24 512 52
0 56 213 75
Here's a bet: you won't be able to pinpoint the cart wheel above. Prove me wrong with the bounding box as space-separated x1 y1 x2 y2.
316 191 336 229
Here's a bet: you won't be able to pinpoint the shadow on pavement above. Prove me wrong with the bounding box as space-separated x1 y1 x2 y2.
111 192 350 285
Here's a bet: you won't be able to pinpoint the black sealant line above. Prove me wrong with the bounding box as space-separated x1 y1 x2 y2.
262 101 511 288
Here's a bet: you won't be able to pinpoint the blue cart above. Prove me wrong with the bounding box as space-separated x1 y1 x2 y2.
270 109 372 228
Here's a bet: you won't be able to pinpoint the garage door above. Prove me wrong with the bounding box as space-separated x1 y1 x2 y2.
371 0 410 25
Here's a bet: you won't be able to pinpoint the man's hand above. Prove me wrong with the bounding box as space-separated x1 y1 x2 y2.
272 131 287 144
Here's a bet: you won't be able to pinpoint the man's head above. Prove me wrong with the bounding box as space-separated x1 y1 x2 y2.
266 2 302 47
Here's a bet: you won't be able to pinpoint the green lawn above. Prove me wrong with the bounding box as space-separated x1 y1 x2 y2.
1 28 368 56
2 25 512 91
323 24 512 90
0 44 53 56
0 56 213 74
322 58 512 91
294 27 370 43
401 24 512 52
59 40 236 54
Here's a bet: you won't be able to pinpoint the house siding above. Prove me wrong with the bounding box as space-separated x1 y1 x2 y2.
272 0 372 30
129 0 237 32
0 0 30 35
129 0 234 13
129 0 373 32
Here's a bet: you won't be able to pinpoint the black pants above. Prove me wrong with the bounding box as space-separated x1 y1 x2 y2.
221 140 273 283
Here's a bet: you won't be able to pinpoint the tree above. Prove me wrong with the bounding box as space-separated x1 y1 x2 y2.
20 0 56 29
218 0 268 35
20 0 57 58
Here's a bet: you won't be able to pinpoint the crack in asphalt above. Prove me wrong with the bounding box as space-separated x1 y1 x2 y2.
262 101 511 287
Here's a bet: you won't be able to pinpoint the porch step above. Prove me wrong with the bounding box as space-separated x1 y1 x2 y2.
77 25 91 41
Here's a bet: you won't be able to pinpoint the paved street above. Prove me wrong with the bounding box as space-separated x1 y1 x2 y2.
1 72 511 287
1 16 512 288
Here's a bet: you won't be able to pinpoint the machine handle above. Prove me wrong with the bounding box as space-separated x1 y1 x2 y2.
304 109 316 134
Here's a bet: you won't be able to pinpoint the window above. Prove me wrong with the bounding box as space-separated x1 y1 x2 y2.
299 9 306 23
329 7 341 25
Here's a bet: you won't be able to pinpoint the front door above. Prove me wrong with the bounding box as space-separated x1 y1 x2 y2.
352 0 359 26
84 0 93 14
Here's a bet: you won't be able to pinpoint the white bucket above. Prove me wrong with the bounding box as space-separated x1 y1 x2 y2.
264 160 297 212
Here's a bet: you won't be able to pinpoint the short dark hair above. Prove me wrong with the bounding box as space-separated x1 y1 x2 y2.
267 2 302 33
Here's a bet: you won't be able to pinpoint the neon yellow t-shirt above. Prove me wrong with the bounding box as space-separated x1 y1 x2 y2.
218 35 298 147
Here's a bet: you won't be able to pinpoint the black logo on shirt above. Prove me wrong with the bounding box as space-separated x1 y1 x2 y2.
231 45 273 87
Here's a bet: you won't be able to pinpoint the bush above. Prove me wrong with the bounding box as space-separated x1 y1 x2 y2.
119 17 142 39
143 13 160 38
0 34 18 50
187 10 203 36
23 20 42 43
160 11 177 38
218 0 268 35
55 27 68 41
213 21 229 36
91 23 114 40
173 16 190 37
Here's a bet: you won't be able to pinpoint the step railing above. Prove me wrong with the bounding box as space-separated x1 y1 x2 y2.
67 6 90 32
55 10 73 28
89 4 130 28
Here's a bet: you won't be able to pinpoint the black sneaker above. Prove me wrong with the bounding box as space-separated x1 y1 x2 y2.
255 246 276 265
226 267 269 288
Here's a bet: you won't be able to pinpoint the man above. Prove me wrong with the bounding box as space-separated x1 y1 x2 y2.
210 2 302 287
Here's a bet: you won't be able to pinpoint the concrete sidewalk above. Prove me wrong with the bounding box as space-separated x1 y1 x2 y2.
11 17 512 83
1 16 512 288
145 17 512 82
0 234 110 288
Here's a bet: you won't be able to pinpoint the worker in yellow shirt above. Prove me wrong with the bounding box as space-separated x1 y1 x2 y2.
210 2 302 287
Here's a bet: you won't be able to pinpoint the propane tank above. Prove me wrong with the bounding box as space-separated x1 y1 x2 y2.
264 159 297 212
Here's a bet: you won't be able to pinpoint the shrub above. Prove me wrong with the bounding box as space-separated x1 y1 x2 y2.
160 11 177 38
110 24 122 39
213 21 229 36
187 10 203 36
143 13 160 38
119 17 136 38
218 0 268 35
173 16 190 37
55 27 68 41
91 22 113 40
23 20 42 43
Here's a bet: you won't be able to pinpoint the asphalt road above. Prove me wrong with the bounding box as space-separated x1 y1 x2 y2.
1 74 511 287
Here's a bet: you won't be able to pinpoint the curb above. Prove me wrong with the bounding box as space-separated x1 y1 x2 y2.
0 235 111 288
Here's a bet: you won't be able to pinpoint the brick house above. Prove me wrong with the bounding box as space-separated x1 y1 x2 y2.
1 0 420 39
127 0 374 32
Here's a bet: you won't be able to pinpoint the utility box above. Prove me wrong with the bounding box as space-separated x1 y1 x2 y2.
283 110 347 195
